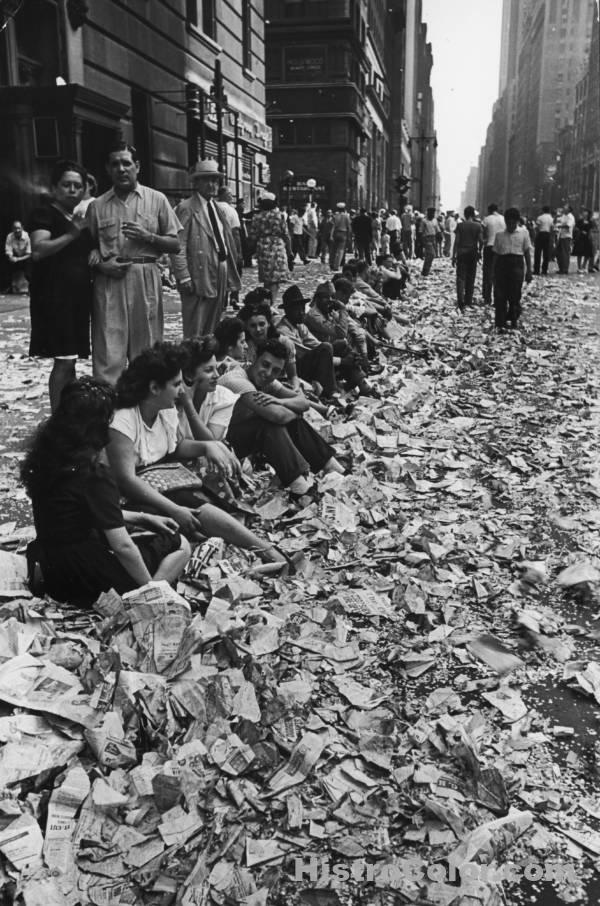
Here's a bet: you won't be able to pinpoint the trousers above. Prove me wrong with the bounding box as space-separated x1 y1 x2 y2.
534 233 551 275
556 237 572 274
421 237 437 276
180 261 228 338
227 414 334 487
92 263 163 384
296 344 338 397
330 235 349 270
493 254 524 328
456 251 478 308
482 246 495 303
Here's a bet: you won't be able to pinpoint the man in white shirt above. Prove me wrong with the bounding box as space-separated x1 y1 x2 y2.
288 209 308 264
556 206 575 275
492 207 532 330
386 209 402 257
534 205 554 275
4 221 31 293
481 203 506 304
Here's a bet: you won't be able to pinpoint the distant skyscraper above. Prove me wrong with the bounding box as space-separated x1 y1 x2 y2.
480 0 597 214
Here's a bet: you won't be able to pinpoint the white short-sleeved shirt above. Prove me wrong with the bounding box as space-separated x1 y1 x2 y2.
493 227 532 256
178 384 238 441
111 406 179 468
217 201 241 231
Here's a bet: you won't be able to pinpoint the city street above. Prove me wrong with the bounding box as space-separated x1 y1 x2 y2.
1 260 600 905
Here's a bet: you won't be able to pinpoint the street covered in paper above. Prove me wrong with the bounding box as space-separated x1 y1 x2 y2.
1 261 600 905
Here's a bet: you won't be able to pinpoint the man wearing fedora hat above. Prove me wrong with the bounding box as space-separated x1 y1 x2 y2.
277 284 340 400
171 159 241 338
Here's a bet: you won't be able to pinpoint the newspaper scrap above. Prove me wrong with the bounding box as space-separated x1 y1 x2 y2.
267 732 329 794
331 676 388 709
482 687 528 723
0 653 98 728
0 549 32 598
43 765 90 875
333 588 396 620
0 812 43 872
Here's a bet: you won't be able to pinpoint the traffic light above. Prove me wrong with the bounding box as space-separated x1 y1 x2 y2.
185 83 201 120
394 175 411 194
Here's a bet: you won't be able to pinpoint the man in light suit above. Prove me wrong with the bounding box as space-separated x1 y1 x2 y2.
171 159 241 338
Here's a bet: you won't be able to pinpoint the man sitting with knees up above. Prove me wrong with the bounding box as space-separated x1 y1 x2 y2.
219 338 344 495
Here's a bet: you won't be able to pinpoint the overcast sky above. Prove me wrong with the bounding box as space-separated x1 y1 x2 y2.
421 0 504 210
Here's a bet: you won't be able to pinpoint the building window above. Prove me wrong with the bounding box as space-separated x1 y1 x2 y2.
186 0 197 25
202 0 216 37
242 0 252 70
274 120 331 146
187 0 216 38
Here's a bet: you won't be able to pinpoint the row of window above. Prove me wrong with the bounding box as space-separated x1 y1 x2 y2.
186 0 253 70
266 44 365 90
274 118 362 154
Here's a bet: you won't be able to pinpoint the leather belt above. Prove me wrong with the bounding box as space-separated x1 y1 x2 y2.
116 256 158 264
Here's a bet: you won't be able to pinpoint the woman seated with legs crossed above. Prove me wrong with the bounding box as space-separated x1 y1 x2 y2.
22 377 191 605
106 342 287 564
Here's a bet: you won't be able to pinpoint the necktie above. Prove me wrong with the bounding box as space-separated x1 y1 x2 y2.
207 201 228 262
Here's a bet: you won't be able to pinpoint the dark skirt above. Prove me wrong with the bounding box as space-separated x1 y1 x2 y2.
31 530 181 606
29 277 91 358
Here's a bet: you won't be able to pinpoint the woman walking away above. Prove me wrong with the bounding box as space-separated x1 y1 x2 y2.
21 378 190 606
29 159 93 412
573 209 594 273
248 193 292 305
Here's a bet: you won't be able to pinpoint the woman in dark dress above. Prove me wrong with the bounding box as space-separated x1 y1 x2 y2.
29 159 93 411
21 377 191 606
573 209 593 273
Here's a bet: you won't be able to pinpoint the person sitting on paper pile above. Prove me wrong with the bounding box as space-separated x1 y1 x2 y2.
21 377 191 605
220 338 345 496
105 342 291 567
177 335 237 442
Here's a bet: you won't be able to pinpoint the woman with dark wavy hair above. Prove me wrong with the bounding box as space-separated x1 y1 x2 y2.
106 342 289 564
21 377 190 605
29 159 93 411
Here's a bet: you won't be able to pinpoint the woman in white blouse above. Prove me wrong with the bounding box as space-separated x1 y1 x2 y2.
106 342 288 564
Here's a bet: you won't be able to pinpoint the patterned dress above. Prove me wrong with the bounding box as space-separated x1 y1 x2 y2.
249 209 290 285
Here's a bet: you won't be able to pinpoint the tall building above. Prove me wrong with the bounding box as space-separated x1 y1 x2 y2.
0 0 271 245
264 0 437 212
555 6 599 209
478 0 596 215
460 165 479 212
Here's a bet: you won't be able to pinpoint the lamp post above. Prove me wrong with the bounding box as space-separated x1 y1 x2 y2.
282 169 294 209
306 177 316 205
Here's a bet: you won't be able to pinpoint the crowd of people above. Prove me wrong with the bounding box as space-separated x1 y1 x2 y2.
7 144 599 606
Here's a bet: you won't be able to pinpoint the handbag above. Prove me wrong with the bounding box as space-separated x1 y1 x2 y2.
137 461 255 516
137 462 203 493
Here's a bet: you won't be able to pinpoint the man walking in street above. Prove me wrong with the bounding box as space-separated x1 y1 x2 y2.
492 207 532 331
481 203 505 304
400 206 414 258
386 208 402 257
420 208 441 277
171 159 241 339
452 206 483 310
88 142 181 383
330 203 352 270
556 205 575 275
533 205 554 275
352 208 373 264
